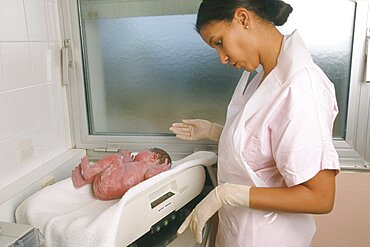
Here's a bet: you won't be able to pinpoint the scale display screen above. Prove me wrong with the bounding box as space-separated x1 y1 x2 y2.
151 192 175 209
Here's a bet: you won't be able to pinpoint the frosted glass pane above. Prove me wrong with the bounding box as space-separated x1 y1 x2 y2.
79 0 355 138
82 14 242 135
280 0 355 138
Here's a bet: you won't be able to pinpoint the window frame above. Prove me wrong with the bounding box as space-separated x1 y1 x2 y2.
59 0 370 167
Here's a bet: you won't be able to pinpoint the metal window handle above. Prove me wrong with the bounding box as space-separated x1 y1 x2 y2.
62 39 73 85
366 29 370 83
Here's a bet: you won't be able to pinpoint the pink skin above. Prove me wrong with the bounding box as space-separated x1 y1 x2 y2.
133 149 159 162
71 150 171 200
80 151 133 180
72 150 138 188
71 164 94 188
93 158 170 200
144 159 170 179
121 150 134 162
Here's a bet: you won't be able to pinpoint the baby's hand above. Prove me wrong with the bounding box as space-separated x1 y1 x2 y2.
121 150 133 162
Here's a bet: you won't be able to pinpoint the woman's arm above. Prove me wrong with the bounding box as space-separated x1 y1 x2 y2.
250 169 336 214
177 169 336 243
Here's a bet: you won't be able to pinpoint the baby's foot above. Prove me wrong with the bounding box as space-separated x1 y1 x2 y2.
80 156 98 180
72 165 93 188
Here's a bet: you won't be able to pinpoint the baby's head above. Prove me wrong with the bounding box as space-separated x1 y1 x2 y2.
134 148 172 165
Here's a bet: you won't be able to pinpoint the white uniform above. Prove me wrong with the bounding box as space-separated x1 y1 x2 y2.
216 30 340 247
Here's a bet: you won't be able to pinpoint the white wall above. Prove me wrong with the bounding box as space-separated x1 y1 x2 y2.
0 0 71 191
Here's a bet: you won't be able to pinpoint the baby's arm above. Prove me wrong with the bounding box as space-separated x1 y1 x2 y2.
144 159 171 180
81 154 122 180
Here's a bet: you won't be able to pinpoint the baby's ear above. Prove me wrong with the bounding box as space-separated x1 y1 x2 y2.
150 152 159 162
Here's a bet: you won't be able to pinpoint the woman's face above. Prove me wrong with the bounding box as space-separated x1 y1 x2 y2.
199 17 260 72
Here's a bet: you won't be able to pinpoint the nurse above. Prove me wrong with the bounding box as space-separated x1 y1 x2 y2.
170 0 340 246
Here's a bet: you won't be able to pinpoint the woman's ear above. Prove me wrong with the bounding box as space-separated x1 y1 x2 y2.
233 7 250 29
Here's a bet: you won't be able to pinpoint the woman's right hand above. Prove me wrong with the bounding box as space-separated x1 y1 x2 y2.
177 183 251 243
169 119 223 142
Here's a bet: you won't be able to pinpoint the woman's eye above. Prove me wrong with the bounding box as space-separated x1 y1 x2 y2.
215 40 222 46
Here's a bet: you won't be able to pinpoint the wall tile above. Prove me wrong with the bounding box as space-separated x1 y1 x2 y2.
0 0 71 192
0 94 12 140
51 42 62 81
8 87 39 135
52 82 71 150
0 0 27 41
38 121 68 163
20 130 45 171
35 83 56 124
30 43 50 83
47 1 61 42
54 83 67 119
1 43 33 90
24 0 48 41
25 83 71 173
30 42 62 84
0 131 43 189
0 138 16 188
0 52 5 92
58 112 72 150
60 119 72 150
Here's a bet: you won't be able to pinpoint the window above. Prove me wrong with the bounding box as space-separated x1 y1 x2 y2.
80 13 241 135
60 0 370 166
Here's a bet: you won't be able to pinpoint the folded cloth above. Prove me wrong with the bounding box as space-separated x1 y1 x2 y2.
15 151 217 247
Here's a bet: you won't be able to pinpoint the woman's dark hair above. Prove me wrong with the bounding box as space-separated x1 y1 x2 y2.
195 0 293 33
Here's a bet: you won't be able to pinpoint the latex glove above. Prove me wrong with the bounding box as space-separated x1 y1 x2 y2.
177 183 251 243
169 119 223 142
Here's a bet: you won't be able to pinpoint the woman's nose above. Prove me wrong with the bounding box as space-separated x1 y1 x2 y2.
217 50 229 65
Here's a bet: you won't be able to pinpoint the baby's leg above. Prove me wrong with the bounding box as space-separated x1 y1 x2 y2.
81 154 121 180
92 161 134 200
144 160 171 180
71 165 93 188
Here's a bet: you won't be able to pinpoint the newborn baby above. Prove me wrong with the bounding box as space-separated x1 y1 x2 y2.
72 148 172 200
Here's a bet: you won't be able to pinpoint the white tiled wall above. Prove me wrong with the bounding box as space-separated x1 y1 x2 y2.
0 0 71 190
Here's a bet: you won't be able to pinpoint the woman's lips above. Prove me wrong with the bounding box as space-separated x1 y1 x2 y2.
232 63 241 69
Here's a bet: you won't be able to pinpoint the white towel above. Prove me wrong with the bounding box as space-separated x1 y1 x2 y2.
15 151 217 247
